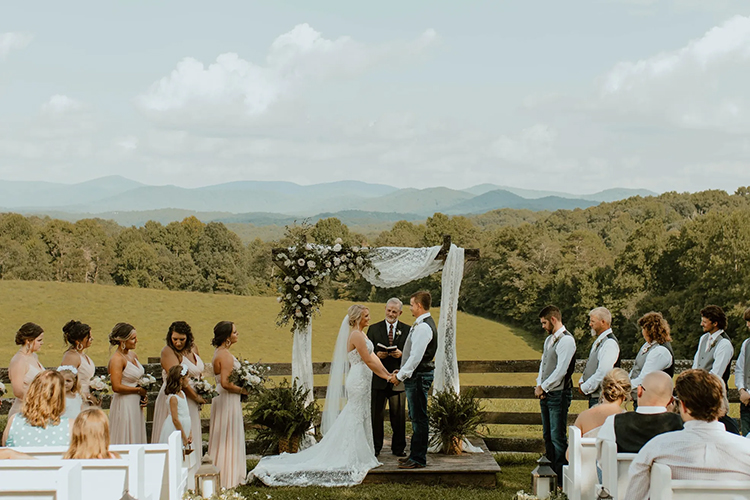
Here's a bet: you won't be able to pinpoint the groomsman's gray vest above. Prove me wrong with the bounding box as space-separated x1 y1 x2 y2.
540 331 576 392
696 331 733 388
631 341 675 381
742 339 750 387
581 332 621 398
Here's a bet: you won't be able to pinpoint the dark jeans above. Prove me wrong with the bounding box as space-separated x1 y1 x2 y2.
404 371 434 466
540 388 572 479
588 395 599 408
371 387 406 454
741 404 750 437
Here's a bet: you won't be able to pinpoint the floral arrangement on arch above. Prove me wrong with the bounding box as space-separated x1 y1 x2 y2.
275 237 374 332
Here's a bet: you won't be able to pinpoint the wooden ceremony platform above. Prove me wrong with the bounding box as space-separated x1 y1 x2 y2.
362 438 499 488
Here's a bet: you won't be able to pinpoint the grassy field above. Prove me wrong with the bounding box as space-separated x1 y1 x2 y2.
0 280 542 369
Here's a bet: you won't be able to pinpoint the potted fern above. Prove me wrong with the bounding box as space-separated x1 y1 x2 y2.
428 387 485 455
248 379 320 454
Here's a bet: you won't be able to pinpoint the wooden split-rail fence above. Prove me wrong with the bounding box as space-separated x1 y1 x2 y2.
0 359 736 453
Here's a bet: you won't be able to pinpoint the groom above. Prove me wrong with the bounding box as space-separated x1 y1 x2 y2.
389 290 437 469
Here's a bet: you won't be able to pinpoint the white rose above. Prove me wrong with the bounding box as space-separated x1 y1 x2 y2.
339 265 347 272
305 243 313 251
333 243 342 252
352 246 360 252
356 256 364 265
348 262 355 269
249 375 261 385
297 258 305 266
296 276 305 284
341 255 347 262
311 279 318 286
322 248 329 255
301 298 310 306
325 261 331 268
307 261 316 269
286 293 292 299
335 238 343 244
293 284 300 291
333 257 341 266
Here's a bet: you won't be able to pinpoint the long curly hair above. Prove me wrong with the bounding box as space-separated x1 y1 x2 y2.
638 312 672 344
21 370 66 428
64 408 111 459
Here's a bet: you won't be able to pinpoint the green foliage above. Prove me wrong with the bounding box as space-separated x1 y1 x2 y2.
428 388 486 452
248 379 321 451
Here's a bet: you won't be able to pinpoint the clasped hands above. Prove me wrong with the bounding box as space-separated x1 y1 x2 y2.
387 370 400 385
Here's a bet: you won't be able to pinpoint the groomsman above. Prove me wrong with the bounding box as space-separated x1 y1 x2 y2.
535 305 576 479
367 298 409 457
578 307 620 408
734 307 750 435
692 304 738 433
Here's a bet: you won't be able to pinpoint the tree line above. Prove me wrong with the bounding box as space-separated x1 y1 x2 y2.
2 187 750 359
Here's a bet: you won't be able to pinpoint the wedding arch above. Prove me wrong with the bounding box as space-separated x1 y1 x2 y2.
272 234 480 401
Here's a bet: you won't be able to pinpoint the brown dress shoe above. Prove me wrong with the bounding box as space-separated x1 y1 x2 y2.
398 460 426 469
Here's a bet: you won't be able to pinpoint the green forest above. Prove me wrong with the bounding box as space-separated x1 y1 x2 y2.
2 187 750 360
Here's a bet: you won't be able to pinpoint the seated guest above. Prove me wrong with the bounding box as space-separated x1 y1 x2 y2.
574 368 631 438
625 369 750 500
65 408 120 459
597 371 682 454
4 370 71 447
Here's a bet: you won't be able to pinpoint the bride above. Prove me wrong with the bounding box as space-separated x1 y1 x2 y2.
249 304 393 486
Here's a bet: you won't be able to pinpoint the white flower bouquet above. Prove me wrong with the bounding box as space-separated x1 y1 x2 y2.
191 377 219 403
228 359 269 396
136 373 158 392
183 487 245 500
89 374 111 401
0 381 6 396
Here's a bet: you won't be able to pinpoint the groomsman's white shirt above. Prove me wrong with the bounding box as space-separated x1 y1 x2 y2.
625 420 750 500
735 338 750 391
691 329 733 376
397 312 433 382
579 328 619 395
536 325 576 393
629 342 673 388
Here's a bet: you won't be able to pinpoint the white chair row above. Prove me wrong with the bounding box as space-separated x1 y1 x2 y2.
650 463 750 500
561 426 598 500
597 439 636 500
0 432 192 500
0 462 81 500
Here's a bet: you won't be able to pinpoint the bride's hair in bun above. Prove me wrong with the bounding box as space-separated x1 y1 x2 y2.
347 305 369 329
601 368 632 403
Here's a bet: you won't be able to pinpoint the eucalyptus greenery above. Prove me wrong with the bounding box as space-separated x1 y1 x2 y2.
427 388 486 452
248 379 321 453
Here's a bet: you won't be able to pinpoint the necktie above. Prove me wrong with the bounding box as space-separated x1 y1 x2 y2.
388 324 394 345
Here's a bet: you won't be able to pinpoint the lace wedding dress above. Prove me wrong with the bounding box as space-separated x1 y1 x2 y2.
249 338 381 486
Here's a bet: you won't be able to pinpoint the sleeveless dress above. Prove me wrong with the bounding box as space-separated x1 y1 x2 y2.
183 353 206 461
159 392 192 444
250 339 380 487
208 355 246 489
109 359 147 444
150 368 170 444
76 353 96 406
8 356 44 419
6 415 71 447
62 394 83 420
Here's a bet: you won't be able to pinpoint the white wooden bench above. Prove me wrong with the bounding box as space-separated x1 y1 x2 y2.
0 462 82 500
650 462 750 500
597 438 637 500
561 426 597 500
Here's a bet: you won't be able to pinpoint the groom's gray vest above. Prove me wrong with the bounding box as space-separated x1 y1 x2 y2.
414 316 438 373
696 331 733 388
540 330 576 392
581 332 621 398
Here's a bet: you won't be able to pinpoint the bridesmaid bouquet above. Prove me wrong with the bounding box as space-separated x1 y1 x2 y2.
0 381 6 396
136 373 158 392
229 359 270 397
89 374 111 401
190 377 219 403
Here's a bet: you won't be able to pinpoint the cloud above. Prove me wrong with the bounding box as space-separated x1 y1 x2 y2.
490 124 558 165
0 32 33 59
598 15 750 132
41 95 83 114
134 24 437 121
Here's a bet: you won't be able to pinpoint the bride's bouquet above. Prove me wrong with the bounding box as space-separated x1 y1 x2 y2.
136 373 158 392
229 359 270 397
0 381 6 396
190 377 219 403
89 374 111 402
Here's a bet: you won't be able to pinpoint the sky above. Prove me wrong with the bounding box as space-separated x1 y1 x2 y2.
2 0 750 195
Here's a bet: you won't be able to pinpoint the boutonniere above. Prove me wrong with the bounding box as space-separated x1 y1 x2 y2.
709 336 720 351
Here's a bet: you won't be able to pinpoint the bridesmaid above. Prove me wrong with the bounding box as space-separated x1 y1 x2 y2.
7 323 45 419
179 324 208 461
151 321 206 448
107 323 148 444
60 320 97 406
207 321 248 489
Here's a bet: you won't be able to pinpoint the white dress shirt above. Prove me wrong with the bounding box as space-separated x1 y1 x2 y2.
579 328 620 395
735 338 750 391
625 420 750 500
596 406 668 460
692 330 733 376
536 325 576 393
397 312 433 382
629 343 673 388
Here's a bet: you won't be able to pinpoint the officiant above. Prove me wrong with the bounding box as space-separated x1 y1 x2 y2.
367 297 410 457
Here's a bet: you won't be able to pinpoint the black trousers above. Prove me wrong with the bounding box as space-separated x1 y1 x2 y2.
371 387 406 454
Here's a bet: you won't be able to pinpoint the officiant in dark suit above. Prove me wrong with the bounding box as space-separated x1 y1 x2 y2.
367 297 410 456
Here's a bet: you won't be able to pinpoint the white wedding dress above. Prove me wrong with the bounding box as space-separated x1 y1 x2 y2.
249 338 381 486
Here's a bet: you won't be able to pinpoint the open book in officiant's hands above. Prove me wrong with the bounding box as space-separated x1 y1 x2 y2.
376 343 399 351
